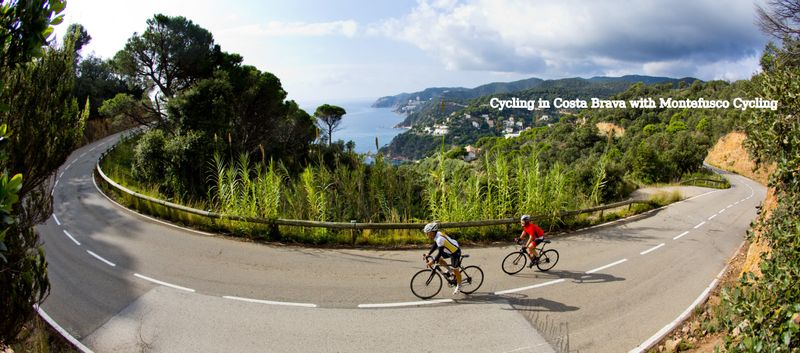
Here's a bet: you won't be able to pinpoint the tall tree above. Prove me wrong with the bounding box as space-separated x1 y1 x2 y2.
112 14 227 132
76 54 144 119
0 0 71 344
757 0 800 61
63 22 89 53
314 104 346 146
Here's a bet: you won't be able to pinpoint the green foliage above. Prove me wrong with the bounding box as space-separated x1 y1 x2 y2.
114 14 221 99
75 54 143 119
168 72 235 136
132 129 205 197
0 0 65 69
210 153 283 235
666 118 688 134
722 34 800 352
1 28 86 200
117 16 316 198
0 1 67 342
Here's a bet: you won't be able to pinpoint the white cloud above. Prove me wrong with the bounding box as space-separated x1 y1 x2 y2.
374 0 769 80
222 20 358 37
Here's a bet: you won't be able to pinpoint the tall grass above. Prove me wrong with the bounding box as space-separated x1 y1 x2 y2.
103 134 636 243
209 153 284 234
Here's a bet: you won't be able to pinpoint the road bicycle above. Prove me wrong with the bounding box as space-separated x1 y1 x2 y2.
410 254 484 299
501 239 559 274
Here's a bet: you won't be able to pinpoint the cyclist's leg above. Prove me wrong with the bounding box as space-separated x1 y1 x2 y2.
531 239 543 258
439 253 452 277
526 242 537 257
451 251 462 284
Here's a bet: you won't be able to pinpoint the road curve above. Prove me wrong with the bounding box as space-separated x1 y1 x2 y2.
38 132 765 352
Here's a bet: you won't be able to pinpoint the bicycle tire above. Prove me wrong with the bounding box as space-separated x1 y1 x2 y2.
536 249 559 272
458 266 484 294
502 251 527 275
410 269 443 299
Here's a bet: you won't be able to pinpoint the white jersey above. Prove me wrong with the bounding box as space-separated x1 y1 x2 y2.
434 232 460 254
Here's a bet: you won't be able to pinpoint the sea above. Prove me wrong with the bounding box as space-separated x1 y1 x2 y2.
300 99 408 155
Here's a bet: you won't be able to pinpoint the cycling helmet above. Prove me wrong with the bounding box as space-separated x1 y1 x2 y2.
423 222 439 233
520 214 531 222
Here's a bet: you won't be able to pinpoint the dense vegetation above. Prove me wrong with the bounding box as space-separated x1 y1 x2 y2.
102 14 318 199
381 76 700 159
716 3 800 350
1 0 86 344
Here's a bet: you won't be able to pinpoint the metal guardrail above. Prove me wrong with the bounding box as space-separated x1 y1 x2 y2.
679 178 728 185
95 136 654 231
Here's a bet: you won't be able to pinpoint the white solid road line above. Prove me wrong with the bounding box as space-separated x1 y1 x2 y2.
673 231 689 240
63 230 80 246
586 259 628 274
693 221 706 229
494 279 566 295
134 273 196 292
53 214 61 226
630 241 746 353
685 189 722 201
86 250 116 267
358 299 454 308
223 295 317 308
35 305 94 353
640 243 665 255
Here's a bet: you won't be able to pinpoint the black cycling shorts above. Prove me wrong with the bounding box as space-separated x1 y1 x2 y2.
442 250 462 268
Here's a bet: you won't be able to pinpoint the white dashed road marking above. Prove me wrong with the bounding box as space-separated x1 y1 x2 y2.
134 273 195 292
586 259 628 274
63 230 80 246
693 221 706 229
87 250 116 267
673 231 689 240
640 243 665 255
494 279 566 295
223 295 317 308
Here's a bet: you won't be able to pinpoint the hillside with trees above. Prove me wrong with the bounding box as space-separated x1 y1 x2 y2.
380 76 700 160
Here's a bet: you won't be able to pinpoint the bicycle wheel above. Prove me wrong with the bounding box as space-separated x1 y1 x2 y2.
458 266 484 294
536 249 559 272
410 269 442 299
502 251 527 275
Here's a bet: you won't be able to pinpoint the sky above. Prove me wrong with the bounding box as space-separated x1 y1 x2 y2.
54 0 771 106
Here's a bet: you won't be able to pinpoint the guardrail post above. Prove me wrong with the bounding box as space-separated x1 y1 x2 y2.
268 220 280 241
351 220 358 245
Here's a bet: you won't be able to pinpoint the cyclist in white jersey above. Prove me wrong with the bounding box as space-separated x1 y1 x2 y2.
423 222 463 294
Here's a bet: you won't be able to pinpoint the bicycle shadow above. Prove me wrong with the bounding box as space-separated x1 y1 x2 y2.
459 292 580 313
544 269 625 284
506 296 580 313
510 269 625 284
450 291 579 314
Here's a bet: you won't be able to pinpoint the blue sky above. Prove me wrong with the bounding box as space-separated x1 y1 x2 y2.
56 0 770 106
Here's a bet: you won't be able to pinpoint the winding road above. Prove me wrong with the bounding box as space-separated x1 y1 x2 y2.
37 132 766 352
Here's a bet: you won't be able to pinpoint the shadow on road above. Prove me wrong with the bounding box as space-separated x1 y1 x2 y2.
507 297 580 313
545 269 625 284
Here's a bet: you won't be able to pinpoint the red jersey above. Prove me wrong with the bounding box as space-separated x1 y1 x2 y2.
523 223 544 240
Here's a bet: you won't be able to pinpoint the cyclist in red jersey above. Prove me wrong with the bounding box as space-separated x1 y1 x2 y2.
517 215 544 265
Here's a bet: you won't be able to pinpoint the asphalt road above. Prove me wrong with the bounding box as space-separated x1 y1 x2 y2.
37 132 766 352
